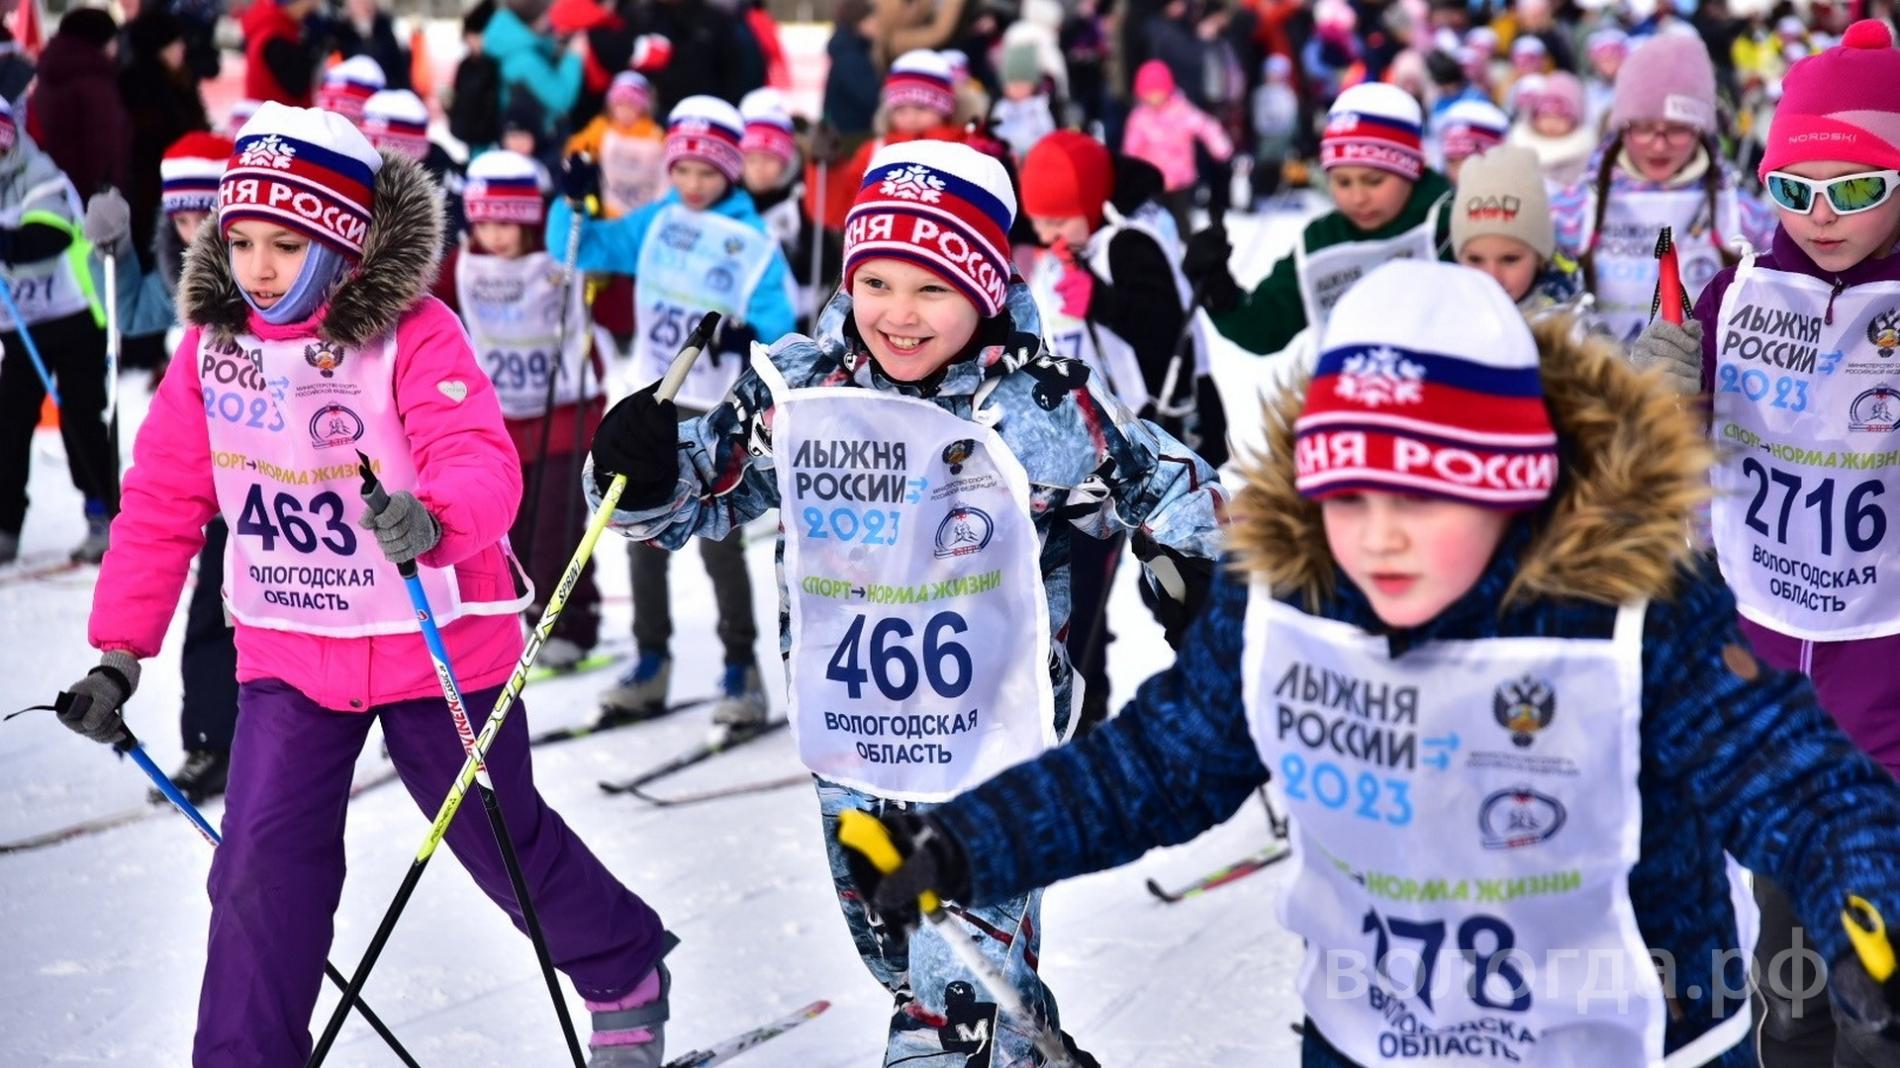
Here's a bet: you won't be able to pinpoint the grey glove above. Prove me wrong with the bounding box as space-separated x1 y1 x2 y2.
1628 318 1704 396
357 490 442 567
58 650 140 745
83 188 132 257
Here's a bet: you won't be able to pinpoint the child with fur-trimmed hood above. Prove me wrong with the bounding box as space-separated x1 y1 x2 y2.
50 103 677 1066
836 260 1900 1066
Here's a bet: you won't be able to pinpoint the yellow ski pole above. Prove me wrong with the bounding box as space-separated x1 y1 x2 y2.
836 810 1077 1067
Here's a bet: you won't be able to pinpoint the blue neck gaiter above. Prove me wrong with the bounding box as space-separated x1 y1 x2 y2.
238 240 349 325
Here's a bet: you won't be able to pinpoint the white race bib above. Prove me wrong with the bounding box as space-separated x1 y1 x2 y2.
1243 593 1751 1065
457 247 596 419
761 355 1056 801
631 204 777 409
1710 261 1900 640
205 332 527 636
1295 199 1442 328
1589 186 1735 342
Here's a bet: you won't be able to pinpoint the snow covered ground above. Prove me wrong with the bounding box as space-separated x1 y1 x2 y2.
0 207 1314 1067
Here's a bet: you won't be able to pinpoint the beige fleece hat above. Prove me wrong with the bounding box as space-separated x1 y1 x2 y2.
1450 144 1555 262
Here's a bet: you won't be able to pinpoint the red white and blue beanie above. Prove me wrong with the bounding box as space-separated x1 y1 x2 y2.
739 87 798 166
1438 98 1508 162
1321 82 1426 181
362 89 430 161
1295 260 1557 508
160 132 233 215
843 140 1015 318
607 70 651 114
883 49 956 120
664 95 745 183
464 149 547 225
0 98 17 155
220 102 384 259
316 55 387 125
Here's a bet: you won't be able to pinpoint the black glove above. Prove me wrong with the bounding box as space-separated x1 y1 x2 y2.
1182 222 1243 317
57 650 141 745
1138 545 1215 649
808 121 845 166
837 810 972 936
1836 896 1900 1044
590 384 681 508
561 153 601 203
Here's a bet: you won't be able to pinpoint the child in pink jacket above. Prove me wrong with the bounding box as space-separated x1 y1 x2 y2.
1121 59 1235 230
48 104 675 1068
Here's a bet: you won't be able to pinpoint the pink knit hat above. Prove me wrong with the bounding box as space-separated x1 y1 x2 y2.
1759 19 1900 178
1608 31 1716 136
1530 71 1585 125
1134 60 1175 99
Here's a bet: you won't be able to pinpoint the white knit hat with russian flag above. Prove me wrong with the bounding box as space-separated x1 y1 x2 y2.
665 94 746 183
161 132 234 215
739 87 798 166
362 89 431 161
1295 260 1558 508
883 49 956 120
316 55 387 125
1321 82 1427 181
220 101 384 258
843 139 1016 318
1437 98 1508 164
464 149 547 225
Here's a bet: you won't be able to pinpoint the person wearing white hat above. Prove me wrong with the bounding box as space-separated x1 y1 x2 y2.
831 257 1900 1068
315 53 388 126
738 86 832 331
550 93 795 728
566 70 665 219
1183 81 1455 358
588 137 1223 1068
810 48 972 233
1434 96 1508 181
1452 143 1588 321
432 148 608 676
57 102 679 1067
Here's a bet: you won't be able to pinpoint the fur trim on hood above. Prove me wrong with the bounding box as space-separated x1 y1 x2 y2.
179 149 445 348
1227 317 1712 610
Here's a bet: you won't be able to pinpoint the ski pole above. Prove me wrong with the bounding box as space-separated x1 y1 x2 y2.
102 249 121 511
1 706 420 1067
354 453 586 1068
306 311 721 1068
523 180 590 571
0 273 60 406
809 131 829 323
835 810 1078 1068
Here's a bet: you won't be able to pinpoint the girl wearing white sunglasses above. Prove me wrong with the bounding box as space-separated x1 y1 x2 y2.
1631 19 1900 1068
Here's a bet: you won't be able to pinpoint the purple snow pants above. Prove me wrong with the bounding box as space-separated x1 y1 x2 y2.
194 678 666 1066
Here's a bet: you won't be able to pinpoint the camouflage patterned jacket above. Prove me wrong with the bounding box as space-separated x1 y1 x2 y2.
589 281 1229 737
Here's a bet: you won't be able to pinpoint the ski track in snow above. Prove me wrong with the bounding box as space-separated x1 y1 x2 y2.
0 209 1314 1065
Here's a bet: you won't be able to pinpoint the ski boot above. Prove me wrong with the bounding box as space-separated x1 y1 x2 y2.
586 936 675 1067
149 749 231 805
0 530 17 565
598 650 670 727
71 514 109 565
539 637 586 673
709 661 768 745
